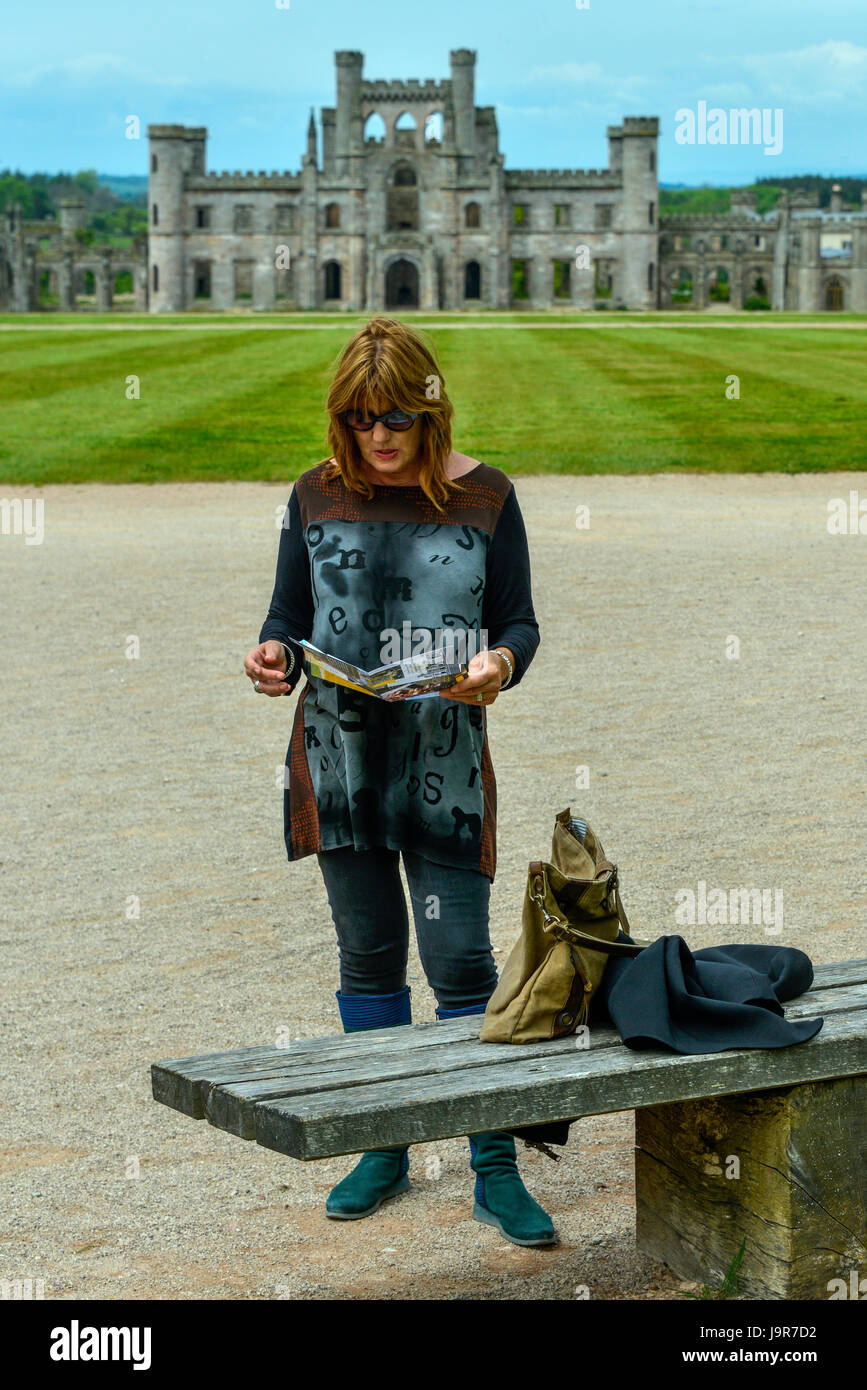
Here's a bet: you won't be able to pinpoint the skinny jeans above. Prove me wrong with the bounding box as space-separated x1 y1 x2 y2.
316 844 499 1011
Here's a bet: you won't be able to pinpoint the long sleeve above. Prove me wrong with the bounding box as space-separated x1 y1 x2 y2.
258 488 314 693
481 483 540 689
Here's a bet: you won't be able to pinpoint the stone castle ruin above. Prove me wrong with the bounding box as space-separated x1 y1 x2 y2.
0 198 148 312
2 49 865 313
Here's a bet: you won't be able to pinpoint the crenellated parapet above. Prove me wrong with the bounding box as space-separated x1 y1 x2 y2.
659 212 780 227
607 117 660 136
506 169 620 186
147 124 208 142
361 79 450 102
186 172 303 189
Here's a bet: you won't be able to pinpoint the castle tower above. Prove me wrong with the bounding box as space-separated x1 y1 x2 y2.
3 203 25 310
147 124 207 311
335 50 363 174
849 215 867 312
450 48 476 161
795 215 822 312
608 117 659 308
771 196 789 310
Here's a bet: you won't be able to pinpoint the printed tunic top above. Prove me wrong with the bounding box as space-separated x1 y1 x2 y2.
258 458 540 881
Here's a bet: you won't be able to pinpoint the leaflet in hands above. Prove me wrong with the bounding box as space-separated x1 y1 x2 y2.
299 639 468 701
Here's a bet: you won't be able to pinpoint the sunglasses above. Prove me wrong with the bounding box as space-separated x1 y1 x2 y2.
341 408 420 432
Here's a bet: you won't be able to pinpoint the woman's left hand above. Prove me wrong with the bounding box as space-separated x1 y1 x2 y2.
440 650 505 705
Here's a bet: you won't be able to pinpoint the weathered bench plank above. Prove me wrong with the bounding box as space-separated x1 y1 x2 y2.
205 980 867 1141
635 1074 867 1299
151 1016 478 1119
151 962 867 1133
254 1008 865 1159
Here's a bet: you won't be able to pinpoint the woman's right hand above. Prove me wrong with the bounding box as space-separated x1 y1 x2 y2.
244 640 290 696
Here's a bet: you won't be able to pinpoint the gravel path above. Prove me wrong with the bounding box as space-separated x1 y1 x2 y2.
2 472 864 1301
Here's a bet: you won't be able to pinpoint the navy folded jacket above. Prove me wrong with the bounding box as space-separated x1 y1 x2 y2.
590 934 823 1052
507 935 822 1151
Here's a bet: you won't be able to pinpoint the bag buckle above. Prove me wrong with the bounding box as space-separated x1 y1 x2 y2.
604 863 619 907
530 878 570 934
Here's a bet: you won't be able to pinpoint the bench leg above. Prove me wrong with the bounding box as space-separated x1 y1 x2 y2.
635 1075 867 1300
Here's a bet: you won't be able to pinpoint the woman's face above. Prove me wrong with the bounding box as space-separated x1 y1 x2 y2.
351 392 425 484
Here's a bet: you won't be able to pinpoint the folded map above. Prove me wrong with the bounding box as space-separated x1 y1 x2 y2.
299 639 469 701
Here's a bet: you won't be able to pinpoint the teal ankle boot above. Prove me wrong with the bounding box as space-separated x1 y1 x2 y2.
325 986 412 1221
434 1001 558 1249
325 1147 411 1220
469 1131 558 1247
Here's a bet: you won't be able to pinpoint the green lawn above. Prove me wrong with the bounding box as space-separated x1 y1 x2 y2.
1 314 865 482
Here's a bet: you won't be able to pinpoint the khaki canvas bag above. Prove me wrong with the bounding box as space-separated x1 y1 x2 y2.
480 808 651 1043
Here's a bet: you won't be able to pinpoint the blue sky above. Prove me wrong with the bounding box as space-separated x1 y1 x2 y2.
2 0 865 184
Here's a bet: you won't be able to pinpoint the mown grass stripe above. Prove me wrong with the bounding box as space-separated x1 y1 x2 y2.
1 325 864 483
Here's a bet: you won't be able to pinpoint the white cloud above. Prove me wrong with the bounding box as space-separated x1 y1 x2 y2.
700 39 867 105
7 53 188 89
517 61 650 109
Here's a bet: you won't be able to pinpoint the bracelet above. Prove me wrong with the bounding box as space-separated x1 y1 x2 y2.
492 648 513 688
280 643 296 678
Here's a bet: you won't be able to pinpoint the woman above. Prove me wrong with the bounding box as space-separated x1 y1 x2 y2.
243 316 554 1247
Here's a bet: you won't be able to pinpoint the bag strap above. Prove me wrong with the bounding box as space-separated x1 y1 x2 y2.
529 861 650 957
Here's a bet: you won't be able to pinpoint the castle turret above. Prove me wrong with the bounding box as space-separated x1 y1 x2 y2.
147 124 207 311
608 117 659 308
450 49 476 161
772 197 788 310
335 50 363 173
830 183 843 213
795 214 822 312
850 216 867 312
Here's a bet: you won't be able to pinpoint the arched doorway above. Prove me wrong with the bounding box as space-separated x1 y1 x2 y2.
385 258 419 308
464 261 481 299
709 266 730 301
671 266 692 304
825 277 844 311
743 270 768 308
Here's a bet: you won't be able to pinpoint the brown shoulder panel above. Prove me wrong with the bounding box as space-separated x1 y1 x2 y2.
293 459 511 536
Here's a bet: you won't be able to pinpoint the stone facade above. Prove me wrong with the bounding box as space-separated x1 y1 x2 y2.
147 48 659 313
143 51 866 314
2 48 865 313
658 185 867 311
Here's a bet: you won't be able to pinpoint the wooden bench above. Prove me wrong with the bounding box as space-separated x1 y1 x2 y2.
152 958 867 1299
